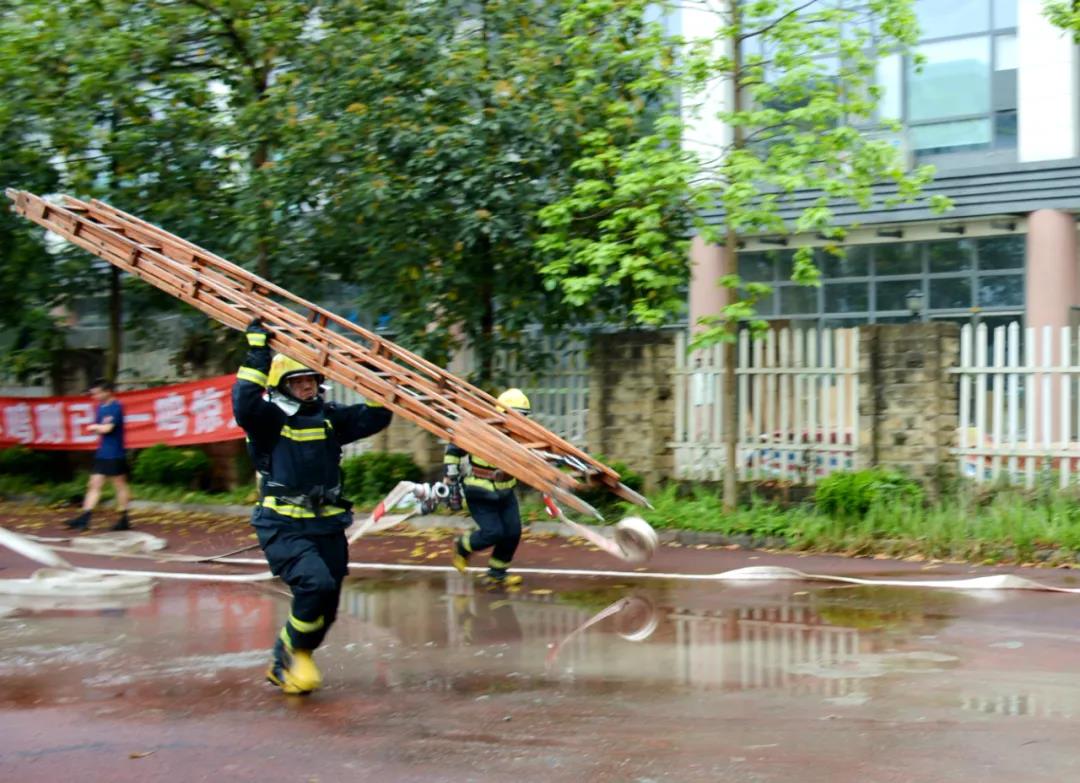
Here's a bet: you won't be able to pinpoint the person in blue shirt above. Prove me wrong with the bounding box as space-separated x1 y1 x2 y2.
65 378 131 531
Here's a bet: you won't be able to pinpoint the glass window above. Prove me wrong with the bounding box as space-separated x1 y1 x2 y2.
994 110 1017 149
876 53 902 121
993 0 1017 28
927 240 975 273
823 316 867 329
910 118 993 153
775 250 797 280
915 0 990 38
825 282 869 312
778 285 818 315
908 37 991 122
977 235 1024 269
978 275 1023 307
740 252 775 282
994 33 1017 71
821 245 871 278
754 289 776 316
929 276 972 309
876 280 924 311
875 243 922 275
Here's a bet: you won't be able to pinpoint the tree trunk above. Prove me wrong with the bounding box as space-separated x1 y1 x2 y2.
722 230 739 512
722 6 744 513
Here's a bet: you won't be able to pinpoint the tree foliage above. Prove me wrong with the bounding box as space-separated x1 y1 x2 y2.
1 0 690 388
273 0 683 385
538 0 951 348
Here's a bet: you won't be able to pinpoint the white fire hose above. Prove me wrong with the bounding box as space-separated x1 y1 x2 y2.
6 477 1080 603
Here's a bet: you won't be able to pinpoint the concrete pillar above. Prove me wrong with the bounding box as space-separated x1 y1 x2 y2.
857 323 960 497
1018 0 1079 162
587 331 677 490
688 235 733 333
1025 209 1079 332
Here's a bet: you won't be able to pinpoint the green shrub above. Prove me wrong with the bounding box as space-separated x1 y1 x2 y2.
132 444 211 488
341 451 423 503
577 455 645 517
815 468 924 519
0 446 52 480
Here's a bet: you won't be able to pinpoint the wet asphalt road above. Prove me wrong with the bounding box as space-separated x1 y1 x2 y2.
3 502 1080 782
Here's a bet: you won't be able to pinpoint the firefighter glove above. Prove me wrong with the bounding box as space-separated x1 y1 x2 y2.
447 480 463 512
246 319 270 348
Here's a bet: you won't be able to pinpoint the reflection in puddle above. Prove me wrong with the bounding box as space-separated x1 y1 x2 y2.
2 572 1079 721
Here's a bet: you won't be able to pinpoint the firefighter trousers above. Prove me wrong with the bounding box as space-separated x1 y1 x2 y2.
255 526 349 651
462 490 521 568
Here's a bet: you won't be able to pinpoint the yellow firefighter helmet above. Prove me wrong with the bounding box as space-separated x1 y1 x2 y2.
267 354 324 402
496 388 531 415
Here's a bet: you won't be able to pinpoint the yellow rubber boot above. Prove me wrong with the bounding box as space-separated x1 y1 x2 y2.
266 637 322 695
283 649 322 694
452 537 470 575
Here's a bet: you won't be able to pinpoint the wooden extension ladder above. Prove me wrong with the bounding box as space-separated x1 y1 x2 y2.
6 189 649 519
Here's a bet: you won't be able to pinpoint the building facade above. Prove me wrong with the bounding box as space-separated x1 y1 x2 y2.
686 0 1080 337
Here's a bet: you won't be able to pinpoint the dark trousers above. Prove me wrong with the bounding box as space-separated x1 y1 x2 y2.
256 526 348 650
463 490 521 568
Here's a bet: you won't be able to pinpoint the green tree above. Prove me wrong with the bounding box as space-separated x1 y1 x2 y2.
1046 1 1080 39
274 0 684 387
539 0 950 509
0 0 321 381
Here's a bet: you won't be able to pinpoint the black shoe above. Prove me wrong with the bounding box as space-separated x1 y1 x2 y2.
65 511 90 531
112 512 131 531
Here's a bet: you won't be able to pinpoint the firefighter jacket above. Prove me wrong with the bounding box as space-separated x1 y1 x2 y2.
232 344 392 534
444 443 517 501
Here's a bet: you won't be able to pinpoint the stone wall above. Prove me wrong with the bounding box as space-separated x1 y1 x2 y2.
857 323 960 493
586 330 678 490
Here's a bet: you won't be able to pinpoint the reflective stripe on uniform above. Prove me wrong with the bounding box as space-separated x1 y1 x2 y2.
289 613 325 633
260 496 347 518
463 476 516 492
280 425 328 442
237 367 268 385
444 454 461 465
489 557 510 569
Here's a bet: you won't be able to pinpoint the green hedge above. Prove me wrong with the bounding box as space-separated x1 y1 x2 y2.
341 451 423 504
132 444 212 488
0 446 53 480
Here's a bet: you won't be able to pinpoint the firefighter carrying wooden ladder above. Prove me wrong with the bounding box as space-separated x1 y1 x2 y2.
5 189 649 521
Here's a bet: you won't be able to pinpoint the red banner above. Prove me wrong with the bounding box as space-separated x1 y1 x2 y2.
0 375 244 450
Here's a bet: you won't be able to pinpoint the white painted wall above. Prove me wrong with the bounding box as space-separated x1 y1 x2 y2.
678 1 733 172
1018 0 1079 161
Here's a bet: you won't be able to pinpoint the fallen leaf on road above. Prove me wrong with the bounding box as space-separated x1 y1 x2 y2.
129 751 155 759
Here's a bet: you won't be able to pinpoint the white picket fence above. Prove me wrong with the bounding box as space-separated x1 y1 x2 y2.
671 328 859 483
953 323 1080 487
497 338 589 447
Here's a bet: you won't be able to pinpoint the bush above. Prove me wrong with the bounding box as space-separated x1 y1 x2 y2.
132 443 212 488
577 455 645 517
0 446 53 480
341 451 423 503
815 468 924 519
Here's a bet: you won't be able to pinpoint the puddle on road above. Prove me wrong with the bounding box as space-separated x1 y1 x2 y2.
1 571 1079 721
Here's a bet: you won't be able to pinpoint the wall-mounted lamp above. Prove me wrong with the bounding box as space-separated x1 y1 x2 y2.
760 236 789 246
938 224 965 235
906 288 925 322
876 228 903 239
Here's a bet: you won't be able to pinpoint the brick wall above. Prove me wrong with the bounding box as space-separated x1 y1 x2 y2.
857 323 960 494
586 330 677 490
